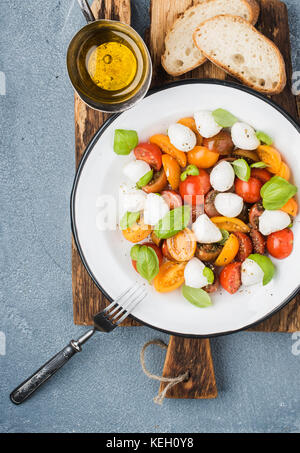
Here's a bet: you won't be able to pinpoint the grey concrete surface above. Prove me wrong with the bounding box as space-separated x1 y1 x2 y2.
0 0 300 433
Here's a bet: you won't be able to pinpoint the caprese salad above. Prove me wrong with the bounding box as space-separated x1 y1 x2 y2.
114 108 298 308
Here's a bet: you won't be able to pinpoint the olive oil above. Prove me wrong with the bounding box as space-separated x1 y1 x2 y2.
87 42 137 91
67 21 151 111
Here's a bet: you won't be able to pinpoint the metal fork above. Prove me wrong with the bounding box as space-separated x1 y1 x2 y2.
10 284 147 405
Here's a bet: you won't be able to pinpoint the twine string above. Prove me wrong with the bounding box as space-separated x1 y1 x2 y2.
140 339 190 405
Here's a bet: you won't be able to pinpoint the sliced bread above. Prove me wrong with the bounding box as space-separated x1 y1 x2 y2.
193 15 286 94
161 0 260 77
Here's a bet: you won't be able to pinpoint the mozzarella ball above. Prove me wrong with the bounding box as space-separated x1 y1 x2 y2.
231 122 260 150
184 258 208 289
192 214 222 244
259 210 291 236
143 193 169 226
119 183 147 214
210 161 235 192
214 193 243 218
241 258 264 286
168 123 196 152
123 160 151 183
194 110 222 138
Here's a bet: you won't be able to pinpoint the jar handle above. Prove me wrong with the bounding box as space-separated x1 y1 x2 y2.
77 0 96 23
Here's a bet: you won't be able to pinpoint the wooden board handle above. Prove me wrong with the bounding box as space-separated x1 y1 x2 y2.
159 336 217 399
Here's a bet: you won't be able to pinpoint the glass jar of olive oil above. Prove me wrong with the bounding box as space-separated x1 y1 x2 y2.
67 20 152 112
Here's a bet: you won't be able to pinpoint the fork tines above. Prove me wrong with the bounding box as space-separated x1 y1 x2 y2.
103 284 147 325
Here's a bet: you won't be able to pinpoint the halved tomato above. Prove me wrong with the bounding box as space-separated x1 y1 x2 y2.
250 229 266 255
235 232 253 262
122 217 152 243
256 145 282 174
251 168 272 184
281 198 298 217
134 143 162 171
177 117 203 145
277 162 291 180
162 154 181 190
151 231 163 247
195 243 222 262
153 261 186 293
249 202 264 229
161 190 182 210
203 130 234 155
220 262 242 294
165 228 196 262
215 234 240 266
211 217 250 233
132 243 163 272
150 134 187 167
143 168 167 194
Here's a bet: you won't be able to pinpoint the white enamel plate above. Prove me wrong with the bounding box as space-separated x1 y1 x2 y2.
71 81 300 337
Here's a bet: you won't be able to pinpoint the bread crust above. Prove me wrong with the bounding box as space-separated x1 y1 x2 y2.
193 15 286 94
161 0 259 77
245 0 260 25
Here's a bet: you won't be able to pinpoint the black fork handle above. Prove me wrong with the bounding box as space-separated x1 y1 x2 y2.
10 341 80 405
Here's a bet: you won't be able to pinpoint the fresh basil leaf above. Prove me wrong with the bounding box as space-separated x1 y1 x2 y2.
180 165 199 182
182 285 212 308
114 129 138 155
261 176 297 210
212 108 238 127
136 245 159 282
130 244 141 261
154 205 191 239
136 170 153 188
120 211 140 230
255 131 273 145
219 229 230 245
203 267 214 285
251 162 269 168
232 159 251 182
248 254 275 286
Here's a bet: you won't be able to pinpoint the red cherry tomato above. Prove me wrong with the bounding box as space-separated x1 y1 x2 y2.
220 262 242 295
235 232 253 262
267 228 294 259
132 243 163 272
250 229 266 254
179 170 211 206
235 177 263 203
134 143 162 171
251 168 272 184
161 190 182 210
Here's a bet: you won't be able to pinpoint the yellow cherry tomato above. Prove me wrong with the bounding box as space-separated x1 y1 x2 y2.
257 145 282 174
150 134 187 167
153 261 186 293
162 154 181 190
277 162 291 180
215 234 239 267
281 198 298 217
187 146 219 169
211 217 250 233
122 217 152 243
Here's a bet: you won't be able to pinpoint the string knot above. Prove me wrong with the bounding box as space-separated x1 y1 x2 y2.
140 339 190 405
